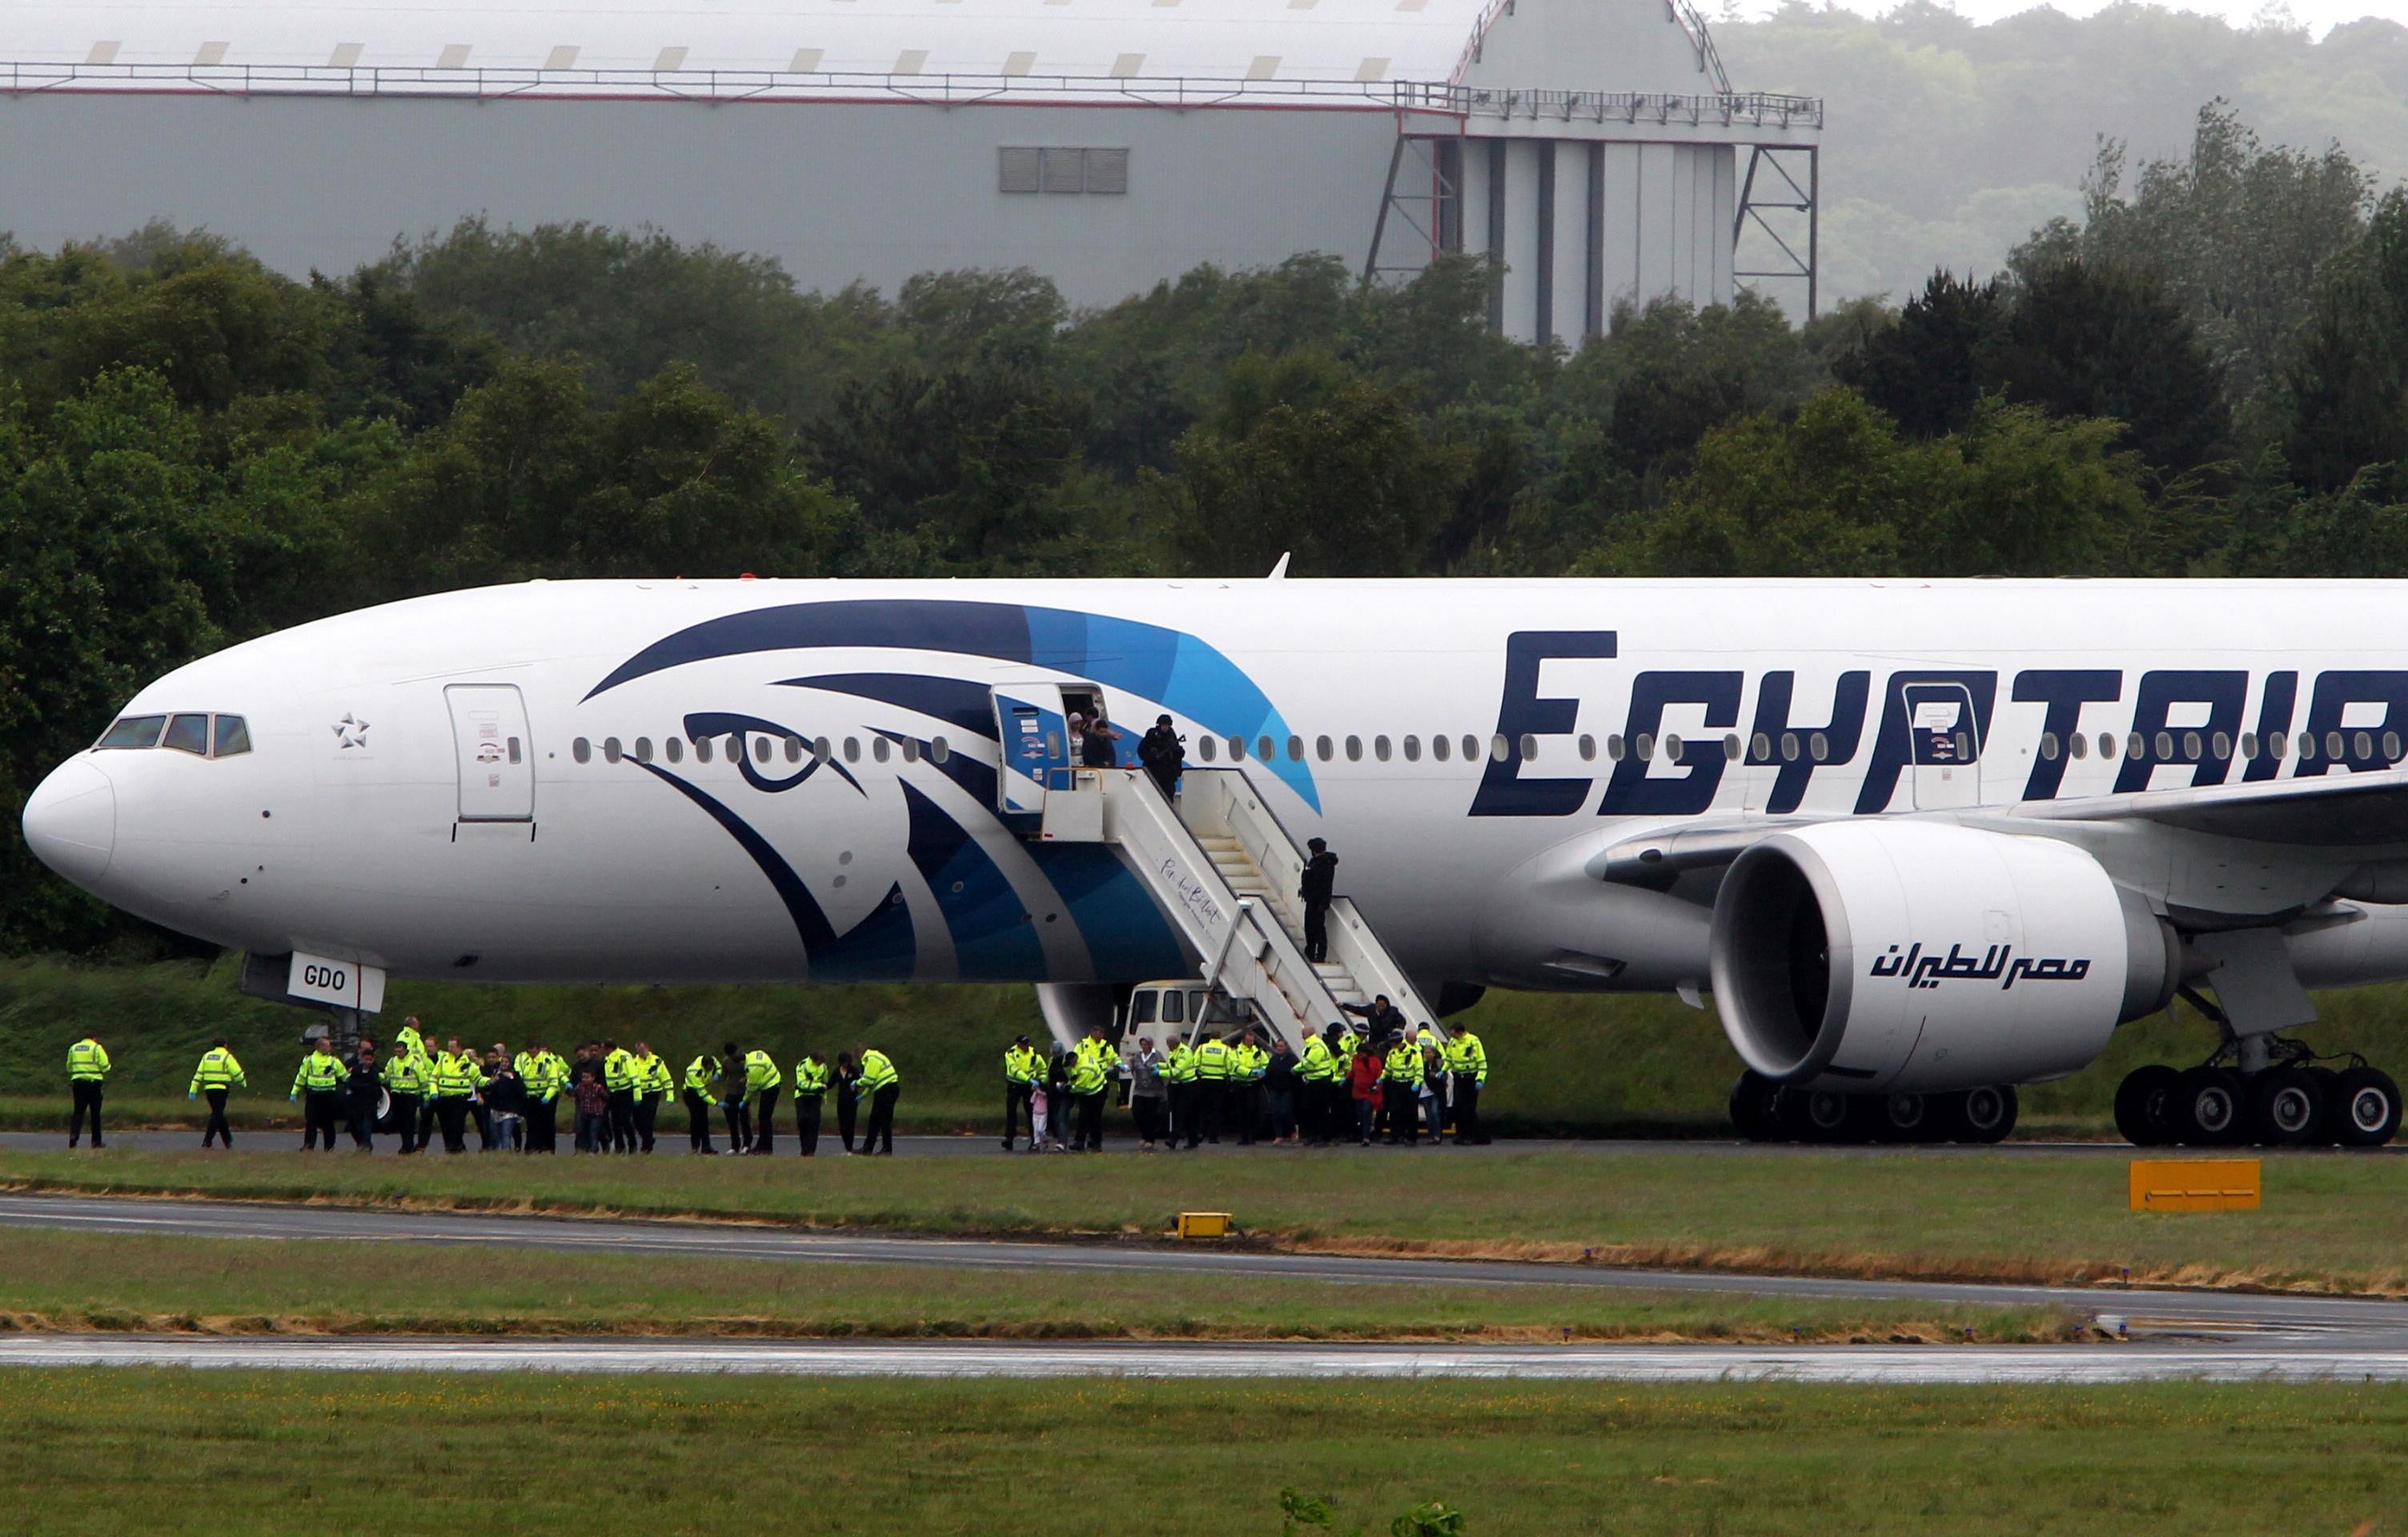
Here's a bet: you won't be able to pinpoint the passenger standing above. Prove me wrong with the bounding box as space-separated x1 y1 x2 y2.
1128 1036 1167 1150
483 1048 525 1151
792 1049 829 1156
833 1052 861 1152
857 1045 901 1154
1029 1076 1052 1153
1382 1031 1424 1146
382 1041 427 1155
572 1065 612 1155
66 1031 110 1148
345 1043 380 1150
1413 1027 1447 1144
718 1041 752 1152
1001 1033 1043 1150
1266 1038 1299 1145
188 1037 246 1149
1348 1042 1383 1146
632 1041 669 1154
1446 1025 1490 1145
1069 1030 1109 1153
1162 1034 1197 1150
1299 838 1338 963
681 1052 723 1154
1193 1033 1233 1143
291 1038 347 1151
743 1047 784 1155
1138 714 1186 797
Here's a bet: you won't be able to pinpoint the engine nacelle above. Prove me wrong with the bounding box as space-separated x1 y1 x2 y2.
1709 821 2176 1094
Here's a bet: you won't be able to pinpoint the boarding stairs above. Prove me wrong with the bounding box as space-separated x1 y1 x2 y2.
1033 766 1438 1054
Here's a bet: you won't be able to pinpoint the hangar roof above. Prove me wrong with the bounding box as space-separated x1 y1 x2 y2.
1 0 1507 86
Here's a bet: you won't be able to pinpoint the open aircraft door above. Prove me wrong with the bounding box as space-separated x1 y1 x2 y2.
991 684 1072 816
445 684 534 822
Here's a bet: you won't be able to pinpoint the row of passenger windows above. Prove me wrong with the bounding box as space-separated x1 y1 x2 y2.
572 733 956 768
94 712 251 758
566 724 2408 773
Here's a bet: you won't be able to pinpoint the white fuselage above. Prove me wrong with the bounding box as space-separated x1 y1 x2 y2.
26 576 2408 1007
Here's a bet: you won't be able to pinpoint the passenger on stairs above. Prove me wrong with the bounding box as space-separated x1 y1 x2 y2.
1139 714 1186 797
1299 838 1338 963
1079 711 1121 768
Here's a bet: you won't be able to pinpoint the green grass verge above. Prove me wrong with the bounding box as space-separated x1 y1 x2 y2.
2 1144 2402 1294
0 1229 2073 1342
8 951 2408 1136
3 1373 2402 1536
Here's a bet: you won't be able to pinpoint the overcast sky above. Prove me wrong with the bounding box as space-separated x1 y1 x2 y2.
1730 1 2395 39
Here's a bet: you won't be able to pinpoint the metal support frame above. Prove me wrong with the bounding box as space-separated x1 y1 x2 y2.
1733 142 1818 319
1363 133 1462 285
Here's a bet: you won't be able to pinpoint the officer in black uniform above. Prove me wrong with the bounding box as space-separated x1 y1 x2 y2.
1300 837 1339 963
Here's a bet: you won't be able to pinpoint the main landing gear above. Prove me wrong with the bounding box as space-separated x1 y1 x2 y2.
2113 1044 2401 1149
1728 1071 2018 1145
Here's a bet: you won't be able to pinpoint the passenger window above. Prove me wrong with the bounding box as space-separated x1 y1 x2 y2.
2237 732 2255 760
1723 734 1742 762
1226 736 1243 762
1462 735 1479 763
930 737 950 764
1257 736 1274 762
1490 735 1510 764
1407 736 1424 763
1607 734 1625 761
1198 736 1217 763
2329 731 2346 760
815 738 833 762
2184 731 2202 760
1664 733 1685 762
786 736 804 763
901 738 920 763
1316 736 1334 762
1522 734 1539 762
1752 732 1772 762
696 736 713 764
1810 732 1829 763
2387 732 2402 761
163 712 210 755
726 735 743 761
1374 735 1391 762
604 737 624 764
1575 735 1592 763
845 738 861 763
1780 732 1800 763
212 716 252 757
1635 733 1656 762
873 738 891 763
96 714 168 749
634 736 653 763
666 737 683 764
2039 732 2059 761
2099 732 2117 760
573 738 592 764
2154 731 2173 760
756 736 773 764
1345 735 1362 762
1431 733 1451 763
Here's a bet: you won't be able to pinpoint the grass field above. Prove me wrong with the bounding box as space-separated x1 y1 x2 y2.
2 1371 2400 1536
12 952 2408 1138
0 1229 2073 1342
3 1144 2402 1294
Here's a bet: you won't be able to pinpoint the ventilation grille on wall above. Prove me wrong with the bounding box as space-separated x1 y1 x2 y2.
1000 146 1130 196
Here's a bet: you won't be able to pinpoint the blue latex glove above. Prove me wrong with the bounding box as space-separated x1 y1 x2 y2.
187 1092 197 1101
288 1093 298 1103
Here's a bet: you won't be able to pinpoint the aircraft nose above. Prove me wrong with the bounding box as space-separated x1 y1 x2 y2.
22 757 115 889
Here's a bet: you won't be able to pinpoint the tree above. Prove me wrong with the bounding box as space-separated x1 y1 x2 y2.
1146 351 1470 576
2277 188 2408 495
1989 258 2229 476
1836 271 2005 439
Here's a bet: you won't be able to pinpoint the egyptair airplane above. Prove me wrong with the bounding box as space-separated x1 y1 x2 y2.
20 576 2408 1150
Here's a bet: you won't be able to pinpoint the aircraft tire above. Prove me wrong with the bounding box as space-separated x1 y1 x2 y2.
1782 1086 1854 1143
2247 1069 2324 1147
2113 1065 2180 1147
2171 1066 2246 1146
2333 1067 2403 1149
1942 1084 2017 1144
2303 1065 2346 1144
1872 1092 1936 1143
1728 1071 1783 1142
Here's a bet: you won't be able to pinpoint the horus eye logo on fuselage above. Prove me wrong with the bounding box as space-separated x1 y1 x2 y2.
1870 943 2092 990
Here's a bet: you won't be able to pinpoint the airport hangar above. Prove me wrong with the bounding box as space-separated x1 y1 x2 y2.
0 0 1820 344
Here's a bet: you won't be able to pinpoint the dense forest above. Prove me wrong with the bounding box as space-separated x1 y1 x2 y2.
1717 2 2408 303
9 93 2408 953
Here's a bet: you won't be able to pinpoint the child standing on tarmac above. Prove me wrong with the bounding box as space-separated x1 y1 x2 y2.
1029 1079 1051 1152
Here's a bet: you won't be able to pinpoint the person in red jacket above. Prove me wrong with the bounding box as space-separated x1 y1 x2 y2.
1346 1043 1383 1147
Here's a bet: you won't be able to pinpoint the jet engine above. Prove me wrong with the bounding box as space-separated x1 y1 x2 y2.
1708 821 2177 1094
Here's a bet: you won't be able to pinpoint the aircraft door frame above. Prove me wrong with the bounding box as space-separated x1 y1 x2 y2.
445 684 535 822
990 683 1071 815
1902 680 1980 810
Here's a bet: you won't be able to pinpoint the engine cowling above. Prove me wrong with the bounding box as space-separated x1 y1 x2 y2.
1708 821 2176 1094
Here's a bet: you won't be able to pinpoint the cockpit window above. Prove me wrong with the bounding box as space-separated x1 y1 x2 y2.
95 715 168 749
162 713 211 755
213 716 251 756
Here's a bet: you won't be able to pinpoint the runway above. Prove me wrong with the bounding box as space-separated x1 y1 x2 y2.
4 1191 2407 1350
2 1334 2405 1382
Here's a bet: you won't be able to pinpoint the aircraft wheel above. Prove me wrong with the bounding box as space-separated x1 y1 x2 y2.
1872 1092 1936 1143
2333 1067 2403 1149
1782 1086 1855 1144
2247 1069 2324 1147
1947 1084 2018 1145
2113 1065 2180 1147
1728 1071 1783 1142
2304 1065 2345 1144
2171 1066 2245 1146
